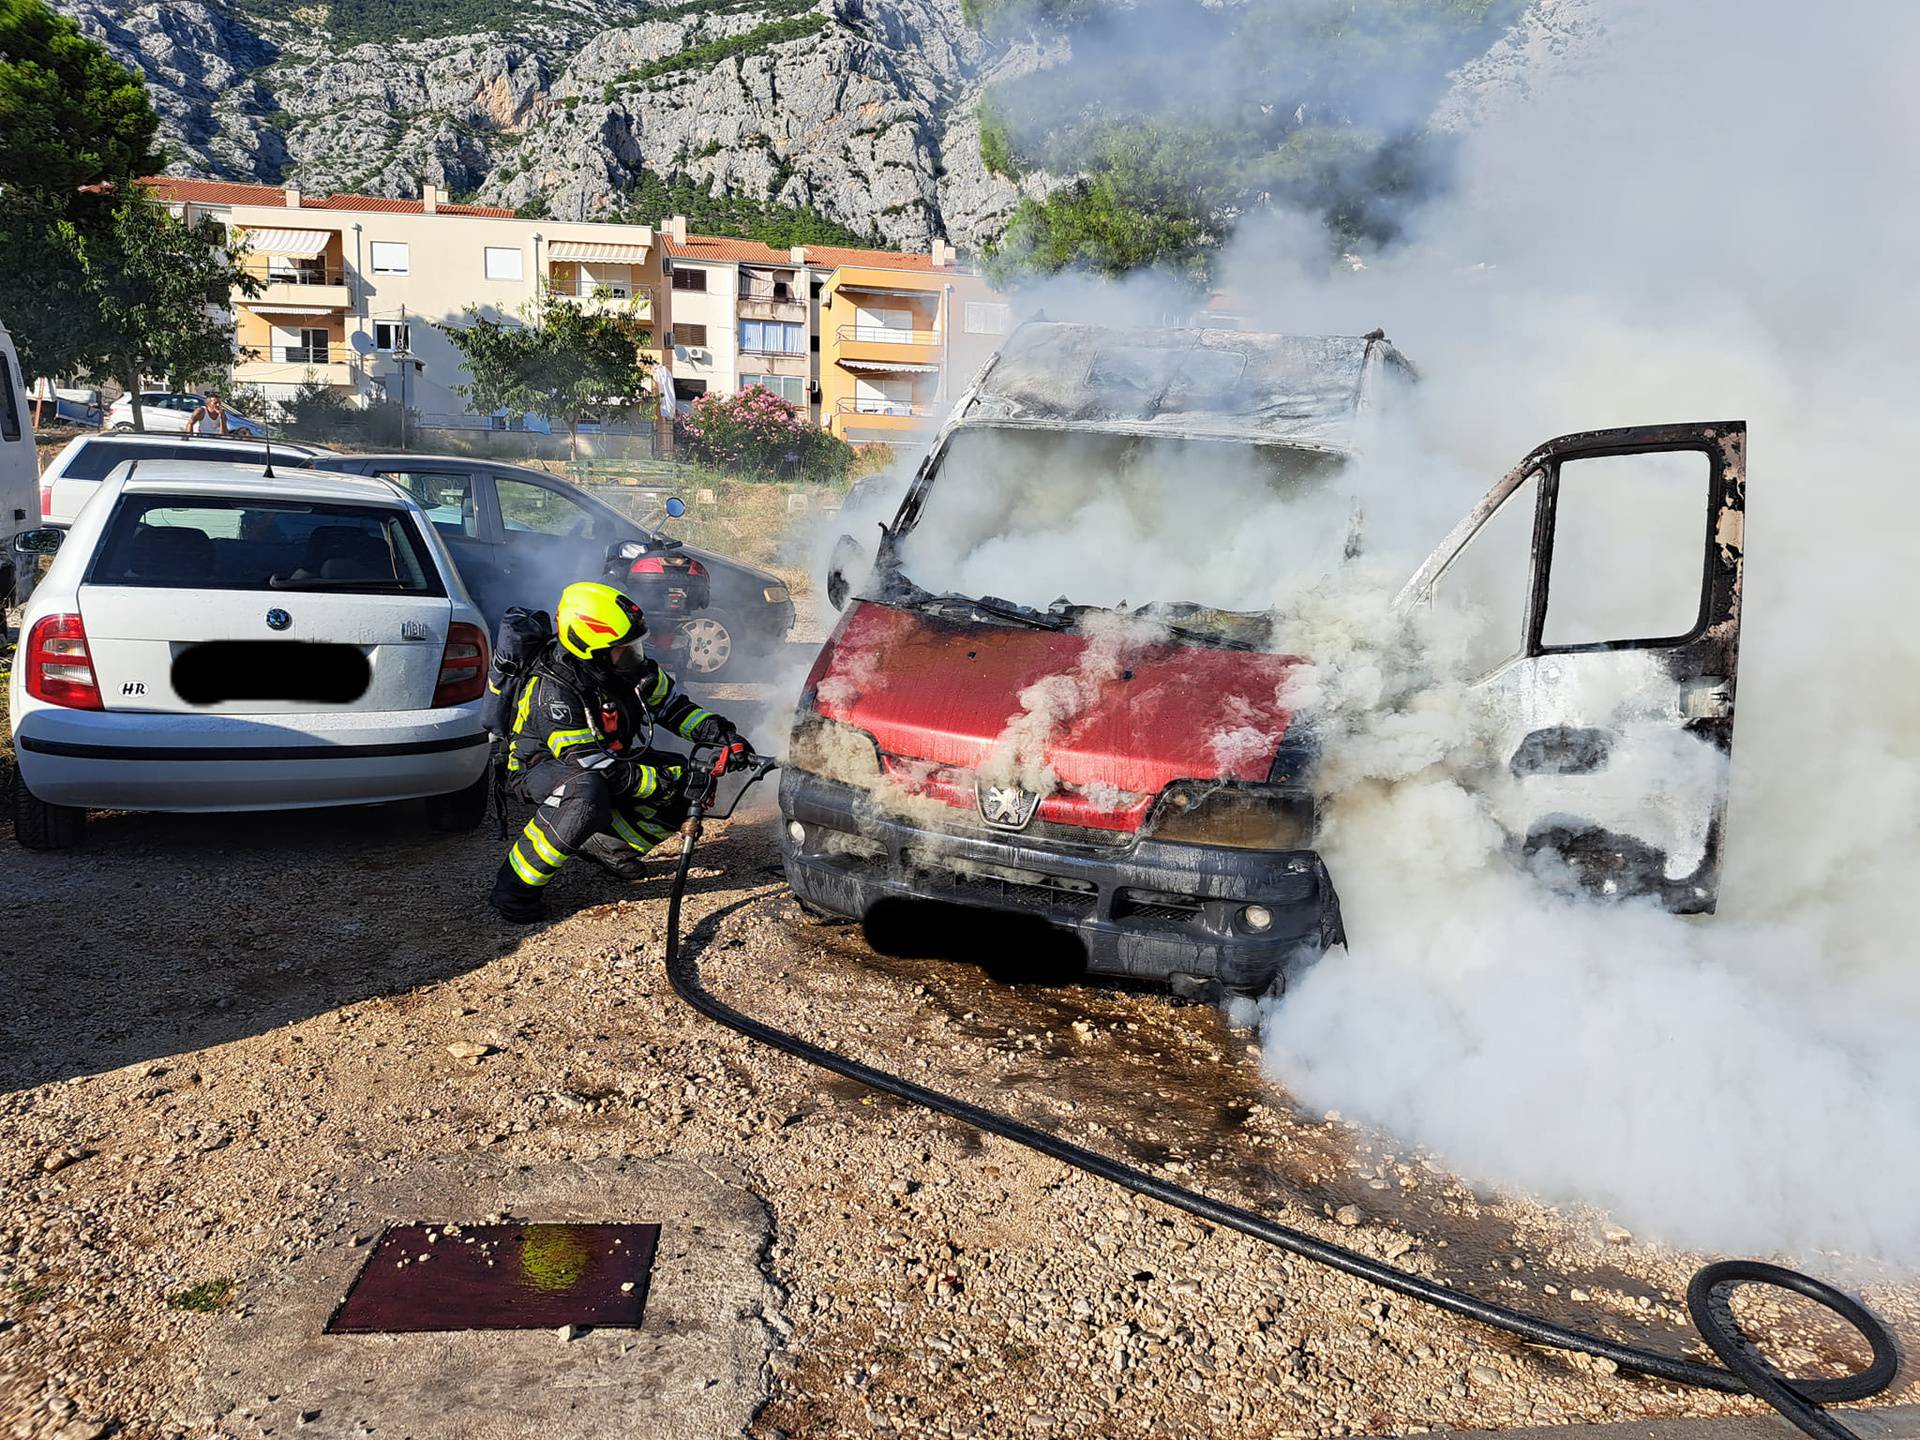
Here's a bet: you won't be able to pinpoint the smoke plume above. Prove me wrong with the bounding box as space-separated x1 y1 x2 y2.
847 0 1920 1267
1229 0 1920 1267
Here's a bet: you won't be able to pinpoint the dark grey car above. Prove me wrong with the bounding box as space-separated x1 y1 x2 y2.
301 454 794 677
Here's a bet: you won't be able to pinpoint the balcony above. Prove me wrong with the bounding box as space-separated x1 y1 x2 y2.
546 282 654 320
239 262 352 311
836 397 933 418
233 343 363 388
834 323 940 367
738 295 807 322
831 398 935 440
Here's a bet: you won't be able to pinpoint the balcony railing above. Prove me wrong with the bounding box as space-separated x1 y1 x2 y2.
241 261 347 286
836 324 938 345
738 295 807 321
837 397 933 417
236 344 360 369
279 343 345 364
546 283 654 317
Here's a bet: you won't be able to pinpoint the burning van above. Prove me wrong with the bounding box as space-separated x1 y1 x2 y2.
780 323 1745 998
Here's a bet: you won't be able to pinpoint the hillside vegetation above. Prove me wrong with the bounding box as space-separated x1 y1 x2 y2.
976 0 1522 283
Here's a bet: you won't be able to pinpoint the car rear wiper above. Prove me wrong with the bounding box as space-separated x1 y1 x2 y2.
267 576 416 590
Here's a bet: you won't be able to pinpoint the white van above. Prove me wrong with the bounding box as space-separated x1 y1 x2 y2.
0 319 40 604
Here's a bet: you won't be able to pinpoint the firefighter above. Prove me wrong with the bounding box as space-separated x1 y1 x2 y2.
488 580 749 922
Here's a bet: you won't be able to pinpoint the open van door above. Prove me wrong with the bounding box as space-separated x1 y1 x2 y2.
1399 422 1745 911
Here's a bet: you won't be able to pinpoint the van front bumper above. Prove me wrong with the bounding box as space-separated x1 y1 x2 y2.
778 768 1343 995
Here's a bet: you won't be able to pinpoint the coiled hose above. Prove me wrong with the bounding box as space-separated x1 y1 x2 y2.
663 762 1901 1440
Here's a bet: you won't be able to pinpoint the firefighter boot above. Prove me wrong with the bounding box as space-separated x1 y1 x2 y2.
579 832 652 881
488 860 547 923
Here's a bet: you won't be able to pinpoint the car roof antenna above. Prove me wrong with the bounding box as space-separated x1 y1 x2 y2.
263 434 275 480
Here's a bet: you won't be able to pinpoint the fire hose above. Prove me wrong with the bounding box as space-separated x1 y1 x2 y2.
666 744 1902 1440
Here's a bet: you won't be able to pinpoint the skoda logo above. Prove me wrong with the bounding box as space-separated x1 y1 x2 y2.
977 782 1041 831
265 608 292 631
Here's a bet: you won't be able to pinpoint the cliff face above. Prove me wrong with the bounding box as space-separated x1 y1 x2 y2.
52 0 1041 250
54 0 1572 257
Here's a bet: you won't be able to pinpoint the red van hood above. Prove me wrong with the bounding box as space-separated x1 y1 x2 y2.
803 600 1303 831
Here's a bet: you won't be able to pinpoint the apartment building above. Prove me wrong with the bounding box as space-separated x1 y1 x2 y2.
147 176 1009 444
817 260 1007 445
659 221 1010 444
145 178 667 422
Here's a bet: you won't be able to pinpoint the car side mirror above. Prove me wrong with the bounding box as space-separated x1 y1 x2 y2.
11 528 63 557
826 532 866 612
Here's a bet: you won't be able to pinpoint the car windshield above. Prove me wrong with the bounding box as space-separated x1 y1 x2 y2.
89 496 444 595
892 427 1352 636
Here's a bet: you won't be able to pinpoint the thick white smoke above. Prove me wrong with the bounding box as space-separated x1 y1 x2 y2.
1230 0 1920 1267
840 0 1920 1266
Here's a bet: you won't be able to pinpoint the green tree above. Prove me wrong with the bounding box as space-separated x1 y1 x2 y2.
72 194 261 432
438 295 655 459
620 169 882 250
0 0 160 217
0 0 163 387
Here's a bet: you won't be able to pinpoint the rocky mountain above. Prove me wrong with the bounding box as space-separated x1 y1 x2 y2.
51 0 1053 252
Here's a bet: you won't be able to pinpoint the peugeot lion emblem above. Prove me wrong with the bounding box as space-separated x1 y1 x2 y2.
265 608 291 631
977 783 1040 831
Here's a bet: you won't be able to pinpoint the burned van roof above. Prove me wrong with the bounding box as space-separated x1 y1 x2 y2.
957 323 1415 450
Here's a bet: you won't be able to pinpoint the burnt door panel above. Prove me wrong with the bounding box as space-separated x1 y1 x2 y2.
1402 422 1745 910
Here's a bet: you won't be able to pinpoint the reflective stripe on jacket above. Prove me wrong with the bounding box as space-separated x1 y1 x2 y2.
504 643 708 795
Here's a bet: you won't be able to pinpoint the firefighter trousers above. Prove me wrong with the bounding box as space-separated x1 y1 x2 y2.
502 754 689 889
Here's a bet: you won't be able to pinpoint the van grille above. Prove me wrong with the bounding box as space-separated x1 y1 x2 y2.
902 847 1099 914
1114 888 1206 924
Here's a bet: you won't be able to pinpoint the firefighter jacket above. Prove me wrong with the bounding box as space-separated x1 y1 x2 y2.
504 642 718 800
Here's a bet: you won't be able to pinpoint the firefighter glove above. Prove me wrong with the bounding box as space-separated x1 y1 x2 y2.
691 713 742 748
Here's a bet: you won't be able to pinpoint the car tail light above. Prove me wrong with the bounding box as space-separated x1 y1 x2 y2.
39 482 53 519
24 613 102 710
630 555 706 577
433 622 488 707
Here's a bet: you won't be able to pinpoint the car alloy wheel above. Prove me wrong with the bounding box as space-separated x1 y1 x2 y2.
678 615 734 676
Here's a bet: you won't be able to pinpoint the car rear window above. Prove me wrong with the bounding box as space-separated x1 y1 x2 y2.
88 496 445 595
62 439 273 482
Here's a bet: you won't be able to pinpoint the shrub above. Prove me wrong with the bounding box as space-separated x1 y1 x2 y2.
617 13 828 85
166 1277 234 1312
678 386 854 483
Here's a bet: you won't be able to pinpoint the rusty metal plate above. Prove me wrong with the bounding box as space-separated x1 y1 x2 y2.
326 1223 660 1333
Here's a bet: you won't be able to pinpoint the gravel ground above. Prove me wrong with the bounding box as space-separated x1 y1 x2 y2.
2 695 1917 1438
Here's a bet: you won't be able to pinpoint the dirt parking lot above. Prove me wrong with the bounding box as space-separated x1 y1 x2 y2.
3 687 1917 1439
